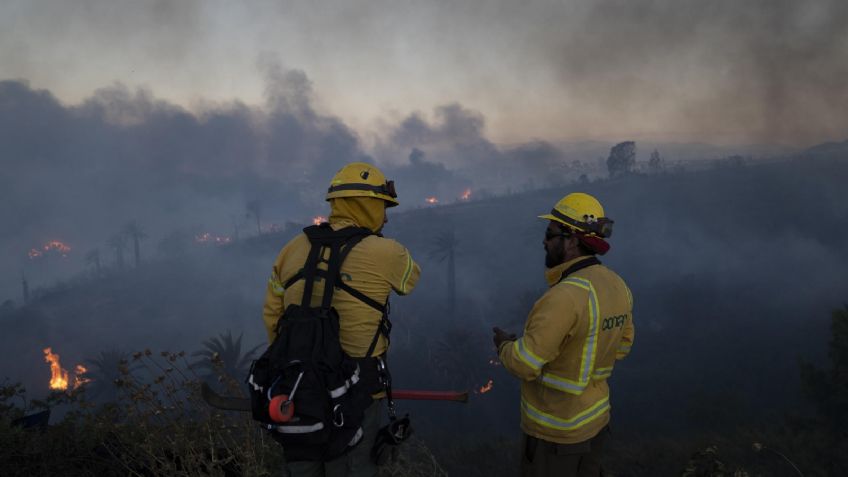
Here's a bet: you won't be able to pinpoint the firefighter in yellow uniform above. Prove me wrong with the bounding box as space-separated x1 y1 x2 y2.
263 162 421 477
493 192 634 477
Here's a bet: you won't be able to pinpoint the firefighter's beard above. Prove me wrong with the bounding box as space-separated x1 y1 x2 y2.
545 243 565 268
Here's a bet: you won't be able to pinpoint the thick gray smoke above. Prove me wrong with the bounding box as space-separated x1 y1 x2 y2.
1 70 606 304
0 67 369 302
4 1 846 146
1 73 846 477
538 0 848 143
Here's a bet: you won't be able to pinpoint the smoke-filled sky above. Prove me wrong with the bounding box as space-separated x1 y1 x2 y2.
2 2 848 457
3 0 847 146
3 0 848 304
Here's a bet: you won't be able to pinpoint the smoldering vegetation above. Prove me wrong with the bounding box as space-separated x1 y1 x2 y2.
3 158 847 473
2 76 848 474
0 73 800 305
0 75 622 305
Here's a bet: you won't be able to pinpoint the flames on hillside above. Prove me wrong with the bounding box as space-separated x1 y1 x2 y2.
313 216 327 225
43 348 90 391
28 240 72 260
424 189 471 205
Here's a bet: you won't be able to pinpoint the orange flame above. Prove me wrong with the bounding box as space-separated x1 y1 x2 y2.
43 348 90 391
43 348 69 390
425 197 439 204
28 240 72 259
44 240 72 255
73 365 91 389
460 189 472 200
313 216 327 225
478 379 494 394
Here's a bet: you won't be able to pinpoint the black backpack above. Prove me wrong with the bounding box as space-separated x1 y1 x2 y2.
247 224 391 462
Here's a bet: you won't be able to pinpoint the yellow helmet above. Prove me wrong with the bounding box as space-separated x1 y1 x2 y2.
539 192 614 238
326 162 399 207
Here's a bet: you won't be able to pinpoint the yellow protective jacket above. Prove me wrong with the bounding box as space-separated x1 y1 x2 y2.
262 198 421 358
499 256 634 444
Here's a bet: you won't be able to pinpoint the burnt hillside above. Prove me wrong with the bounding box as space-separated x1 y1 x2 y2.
2 155 846 462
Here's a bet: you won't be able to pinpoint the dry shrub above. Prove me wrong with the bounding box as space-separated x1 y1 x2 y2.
379 436 448 477
1 350 453 476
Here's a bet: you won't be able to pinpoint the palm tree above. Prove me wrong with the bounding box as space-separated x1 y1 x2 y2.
21 271 29 304
84 249 102 276
106 233 128 269
246 199 262 236
191 331 263 385
122 221 148 268
429 228 460 319
83 350 141 403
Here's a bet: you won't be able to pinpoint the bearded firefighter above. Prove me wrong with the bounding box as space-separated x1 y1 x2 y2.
493 192 634 477
262 162 421 477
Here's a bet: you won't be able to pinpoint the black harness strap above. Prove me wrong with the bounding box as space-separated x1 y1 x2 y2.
332 232 390 359
299 241 325 308
557 256 601 284
336 233 369 275
333 232 391 358
283 271 303 290
320 239 343 312
336 282 386 312
364 311 390 359
284 225 391 359
284 268 387 313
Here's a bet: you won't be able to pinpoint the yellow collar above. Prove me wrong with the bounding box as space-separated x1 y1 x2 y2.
545 256 595 286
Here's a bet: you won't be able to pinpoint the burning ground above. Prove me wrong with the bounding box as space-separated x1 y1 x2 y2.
2 152 847 474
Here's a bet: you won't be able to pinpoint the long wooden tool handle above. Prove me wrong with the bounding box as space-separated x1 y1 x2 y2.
392 389 469 403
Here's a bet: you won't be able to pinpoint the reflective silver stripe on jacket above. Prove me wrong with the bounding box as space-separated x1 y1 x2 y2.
539 372 587 394
593 366 613 379
514 338 545 370
538 277 600 395
521 396 610 431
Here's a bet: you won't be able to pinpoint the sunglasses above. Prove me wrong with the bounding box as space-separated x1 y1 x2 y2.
544 229 571 241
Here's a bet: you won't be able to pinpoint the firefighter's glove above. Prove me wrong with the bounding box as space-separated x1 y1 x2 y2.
492 327 517 353
372 414 412 465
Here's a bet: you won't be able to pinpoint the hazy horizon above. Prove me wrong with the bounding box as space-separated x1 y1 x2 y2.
3 0 848 146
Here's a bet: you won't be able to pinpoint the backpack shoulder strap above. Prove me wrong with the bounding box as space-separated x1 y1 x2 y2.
283 225 389 354
556 256 601 285
298 225 374 310
282 229 374 290
298 235 326 308
332 231 390 358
